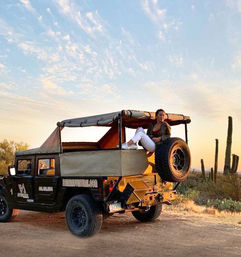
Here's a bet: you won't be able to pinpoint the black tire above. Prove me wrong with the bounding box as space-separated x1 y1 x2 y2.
65 194 103 237
155 137 191 182
0 195 13 222
132 204 162 222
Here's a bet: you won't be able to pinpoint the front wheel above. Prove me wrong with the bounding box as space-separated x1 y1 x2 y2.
0 195 13 222
65 194 103 237
132 205 162 222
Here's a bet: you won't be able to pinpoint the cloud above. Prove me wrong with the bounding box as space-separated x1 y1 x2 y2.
0 63 5 69
0 18 47 63
127 68 136 76
0 63 7 73
41 79 74 96
86 12 103 32
0 18 20 43
121 28 136 46
100 84 115 95
158 30 165 40
84 45 97 56
63 34 70 41
142 80 176 101
142 80 241 120
232 52 241 71
141 0 181 40
142 0 166 23
42 79 57 89
0 82 11 90
138 62 153 71
226 0 241 12
76 83 120 99
54 0 105 36
77 83 92 93
17 40 60 64
46 7 52 15
0 88 83 146
47 29 61 38
18 41 49 60
20 0 35 13
0 3 157 108
0 6 152 87
168 55 184 66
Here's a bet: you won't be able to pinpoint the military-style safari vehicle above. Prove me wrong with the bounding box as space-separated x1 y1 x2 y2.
0 110 191 237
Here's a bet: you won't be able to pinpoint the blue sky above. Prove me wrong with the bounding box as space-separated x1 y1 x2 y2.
0 0 241 170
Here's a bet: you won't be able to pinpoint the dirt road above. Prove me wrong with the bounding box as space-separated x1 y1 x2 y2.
1 208 241 257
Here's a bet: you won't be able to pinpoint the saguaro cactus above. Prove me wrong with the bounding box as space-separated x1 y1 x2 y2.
230 154 239 173
210 167 214 182
223 116 233 175
214 139 218 183
201 159 206 181
208 168 214 182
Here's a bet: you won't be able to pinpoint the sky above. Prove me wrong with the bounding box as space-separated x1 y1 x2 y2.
0 0 241 171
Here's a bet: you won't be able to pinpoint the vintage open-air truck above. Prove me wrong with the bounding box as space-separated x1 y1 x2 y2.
0 110 191 237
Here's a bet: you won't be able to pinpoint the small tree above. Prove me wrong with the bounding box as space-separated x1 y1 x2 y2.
0 139 28 174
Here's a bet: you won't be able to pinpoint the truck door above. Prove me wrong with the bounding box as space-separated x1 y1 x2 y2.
34 156 59 204
13 157 35 204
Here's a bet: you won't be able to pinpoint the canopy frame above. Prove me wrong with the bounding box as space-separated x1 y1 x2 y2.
16 110 191 156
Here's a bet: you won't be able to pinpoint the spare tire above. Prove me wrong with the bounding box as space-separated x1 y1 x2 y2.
155 137 191 182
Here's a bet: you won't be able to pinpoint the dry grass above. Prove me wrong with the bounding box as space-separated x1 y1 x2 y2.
176 172 241 212
164 200 241 227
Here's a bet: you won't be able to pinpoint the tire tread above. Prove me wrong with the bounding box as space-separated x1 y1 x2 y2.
155 137 191 182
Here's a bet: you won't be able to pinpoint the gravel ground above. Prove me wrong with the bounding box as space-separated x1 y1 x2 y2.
1 207 241 257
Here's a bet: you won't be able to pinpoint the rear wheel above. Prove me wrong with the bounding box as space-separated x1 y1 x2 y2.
155 137 191 182
132 205 162 222
65 194 103 237
0 195 13 222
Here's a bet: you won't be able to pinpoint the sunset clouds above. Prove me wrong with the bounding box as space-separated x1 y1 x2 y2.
0 0 241 169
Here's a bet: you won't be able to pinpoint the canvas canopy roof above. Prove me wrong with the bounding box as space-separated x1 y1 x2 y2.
16 110 191 156
16 126 62 156
57 110 191 128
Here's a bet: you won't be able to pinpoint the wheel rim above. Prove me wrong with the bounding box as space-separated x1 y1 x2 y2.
171 145 189 176
172 148 185 170
71 205 87 230
0 197 7 216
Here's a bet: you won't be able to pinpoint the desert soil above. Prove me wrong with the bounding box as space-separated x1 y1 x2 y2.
1 204 241 257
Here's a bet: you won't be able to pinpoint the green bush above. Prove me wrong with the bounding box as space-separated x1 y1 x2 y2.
0 139 28 174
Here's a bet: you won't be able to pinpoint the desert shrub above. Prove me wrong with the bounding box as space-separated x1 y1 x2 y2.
177 172 241 210
206 199 241 212
215 174 241 201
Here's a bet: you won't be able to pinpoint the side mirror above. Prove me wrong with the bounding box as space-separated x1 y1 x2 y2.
8 165 16 176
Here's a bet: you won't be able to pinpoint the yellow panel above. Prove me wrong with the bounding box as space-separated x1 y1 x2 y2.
105 172 175 205
163 191 177 202
129 180 149 190
126 193 139 204
133 190 147 201
143 152 156 175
